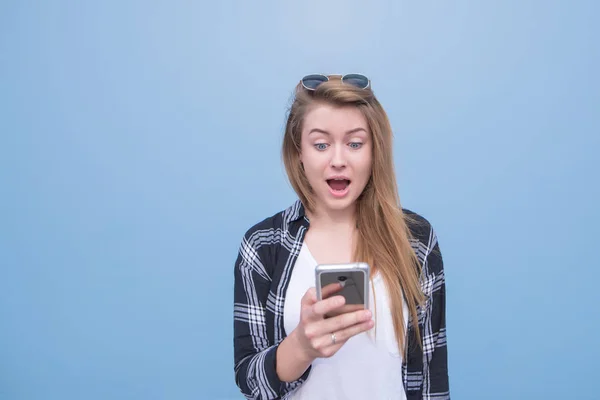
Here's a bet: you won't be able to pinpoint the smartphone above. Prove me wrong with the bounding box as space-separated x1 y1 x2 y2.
315 262 370 317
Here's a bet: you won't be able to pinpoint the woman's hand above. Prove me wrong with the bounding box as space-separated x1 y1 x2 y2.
294 283 374 360
276 283 373 382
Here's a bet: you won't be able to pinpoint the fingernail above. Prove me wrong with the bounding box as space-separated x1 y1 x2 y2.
364 310 372 319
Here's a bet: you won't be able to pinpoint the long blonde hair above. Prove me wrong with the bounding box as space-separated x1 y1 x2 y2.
282 78 425 353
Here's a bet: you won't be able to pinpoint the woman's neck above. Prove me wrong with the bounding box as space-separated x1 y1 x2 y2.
306 204 357 231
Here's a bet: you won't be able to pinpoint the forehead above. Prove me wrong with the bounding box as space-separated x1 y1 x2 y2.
302 104 369 134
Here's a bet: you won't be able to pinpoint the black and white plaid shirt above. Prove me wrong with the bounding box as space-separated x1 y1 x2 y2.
233 200 450 400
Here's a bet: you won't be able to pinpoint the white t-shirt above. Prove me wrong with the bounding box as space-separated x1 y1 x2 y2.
283 242 409 400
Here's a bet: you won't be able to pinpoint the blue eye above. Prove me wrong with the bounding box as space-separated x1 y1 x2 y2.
314 143 329 151
349 142 363 149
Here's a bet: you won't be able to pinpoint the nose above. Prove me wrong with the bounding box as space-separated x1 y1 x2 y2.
330 145 347 168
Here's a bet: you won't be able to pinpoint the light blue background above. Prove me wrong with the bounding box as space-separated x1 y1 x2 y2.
1 1 598 399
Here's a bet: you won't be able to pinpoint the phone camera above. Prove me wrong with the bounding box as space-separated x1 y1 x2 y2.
338 276 347 282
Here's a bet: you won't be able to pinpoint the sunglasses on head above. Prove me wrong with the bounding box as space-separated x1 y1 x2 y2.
301 73 371 91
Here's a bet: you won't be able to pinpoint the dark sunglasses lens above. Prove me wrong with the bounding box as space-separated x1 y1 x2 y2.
342 74 369 89
302 74 328 90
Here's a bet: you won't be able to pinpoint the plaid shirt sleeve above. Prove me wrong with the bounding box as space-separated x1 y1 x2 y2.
233 227 309 400
420 227 450 399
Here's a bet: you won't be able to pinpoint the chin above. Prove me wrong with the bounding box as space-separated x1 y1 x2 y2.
322 195 358 212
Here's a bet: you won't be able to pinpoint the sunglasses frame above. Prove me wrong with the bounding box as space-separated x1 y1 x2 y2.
300 73 371 91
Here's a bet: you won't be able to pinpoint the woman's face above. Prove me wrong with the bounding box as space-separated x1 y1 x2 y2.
299 103 373 215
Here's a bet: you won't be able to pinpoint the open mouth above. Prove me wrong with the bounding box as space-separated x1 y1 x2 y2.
326 179 351 192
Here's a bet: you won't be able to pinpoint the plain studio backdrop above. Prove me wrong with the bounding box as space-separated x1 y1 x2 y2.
1 1 598 399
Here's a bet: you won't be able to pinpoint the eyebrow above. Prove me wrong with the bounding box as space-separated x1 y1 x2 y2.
308 127 368 136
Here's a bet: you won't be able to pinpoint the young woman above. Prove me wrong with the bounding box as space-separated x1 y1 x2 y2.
233 74 449 400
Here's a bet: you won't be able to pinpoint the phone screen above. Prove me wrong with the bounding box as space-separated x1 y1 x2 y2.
318 270 367 317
